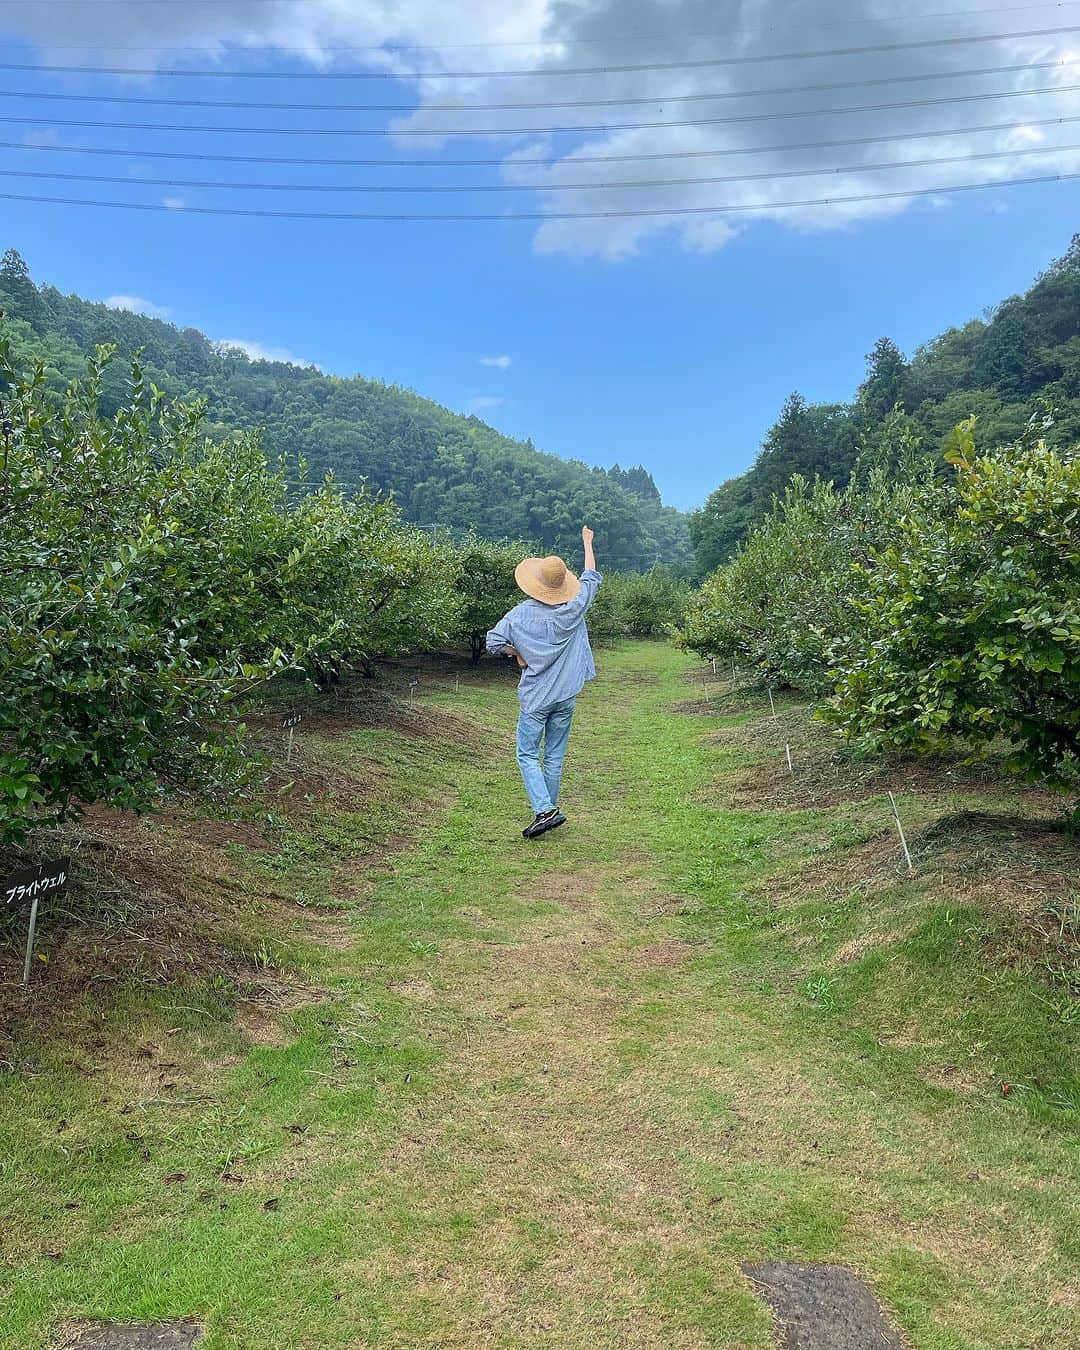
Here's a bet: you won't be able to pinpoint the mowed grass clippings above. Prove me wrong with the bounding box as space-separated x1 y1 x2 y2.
0 644 1077 1348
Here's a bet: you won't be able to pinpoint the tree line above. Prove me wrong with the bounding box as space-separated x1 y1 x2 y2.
0 247 692 575
689 236 1080 574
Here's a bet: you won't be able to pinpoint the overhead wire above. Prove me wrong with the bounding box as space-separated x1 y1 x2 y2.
2 114 1076 167
0 56 1074 111
2 141 1077 194
0 23 1076 78
1 169 1076 219
2 81 1078 136
1 16 1075 227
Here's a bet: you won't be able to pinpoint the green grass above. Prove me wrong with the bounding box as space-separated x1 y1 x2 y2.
0 643 1076 1347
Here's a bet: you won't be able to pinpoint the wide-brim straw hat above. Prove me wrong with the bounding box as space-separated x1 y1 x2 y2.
515 554 581 605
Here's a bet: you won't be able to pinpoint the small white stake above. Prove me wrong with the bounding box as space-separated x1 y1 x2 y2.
22 895 39 985
286 726 295 765
731 658 737 685
711 658 717 676
785 743 794 776
455 674 460 694
768 687 777 720
887 791 915 873
702 677 710 703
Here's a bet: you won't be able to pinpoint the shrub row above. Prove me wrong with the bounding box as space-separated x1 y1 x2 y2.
683 421 1080 802
0 344 469 842
589 566 690 641
1 347 679 844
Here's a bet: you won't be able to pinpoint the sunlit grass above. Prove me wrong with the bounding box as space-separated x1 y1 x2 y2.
0 643 1076 1348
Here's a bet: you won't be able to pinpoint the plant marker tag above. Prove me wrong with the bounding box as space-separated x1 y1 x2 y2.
281 711 301 765
409 676 419 699
768 687 777 720
887 791 915 873
785 743 794 776
3 857 70 985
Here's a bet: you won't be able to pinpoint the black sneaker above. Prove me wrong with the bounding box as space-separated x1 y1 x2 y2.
522 808 567 839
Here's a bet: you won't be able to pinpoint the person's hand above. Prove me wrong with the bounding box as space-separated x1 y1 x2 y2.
582 525 594 546
515 652 528 670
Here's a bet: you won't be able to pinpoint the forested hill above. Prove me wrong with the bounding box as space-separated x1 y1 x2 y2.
0 248 690 572
690 235 1080 575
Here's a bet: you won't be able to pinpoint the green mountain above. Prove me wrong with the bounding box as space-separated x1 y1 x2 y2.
690 234 1080 575
0 248 690 572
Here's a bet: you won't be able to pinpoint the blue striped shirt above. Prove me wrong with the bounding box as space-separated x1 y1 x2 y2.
485 569 602 713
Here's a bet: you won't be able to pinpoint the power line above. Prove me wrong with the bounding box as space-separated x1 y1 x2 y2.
3 114 1076 168
4 141 1077 195
0 23 1076 79
3 3 1078 53
2 57 1074 112
3 81 1078 137
1 169 1075 220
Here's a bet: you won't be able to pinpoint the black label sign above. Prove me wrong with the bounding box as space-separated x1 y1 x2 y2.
281 712 302 730
3 857 70 911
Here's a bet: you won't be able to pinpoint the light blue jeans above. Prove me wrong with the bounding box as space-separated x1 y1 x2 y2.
515 696 576 814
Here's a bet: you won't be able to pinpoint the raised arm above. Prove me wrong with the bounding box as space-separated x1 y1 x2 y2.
553 526 602 630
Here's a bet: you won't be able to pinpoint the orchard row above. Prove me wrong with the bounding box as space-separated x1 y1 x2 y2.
0 346 686 843
683 417 1080 807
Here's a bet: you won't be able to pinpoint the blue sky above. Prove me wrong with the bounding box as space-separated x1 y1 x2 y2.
2 1 1079 511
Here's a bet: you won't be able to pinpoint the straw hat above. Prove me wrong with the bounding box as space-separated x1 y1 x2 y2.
515 554 581 605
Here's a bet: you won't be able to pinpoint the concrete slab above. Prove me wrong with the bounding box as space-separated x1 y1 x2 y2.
743 1262 905 1348
59 1322 202 1349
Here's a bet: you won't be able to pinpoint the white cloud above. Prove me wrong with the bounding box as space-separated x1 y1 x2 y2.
480 354 512 369
4 0 1078 259
392 0 1080 258
468 394 507 411
162 196 185 210
0 0 552 70
215 338 318 368
103 294 172 319
1003 123 1046 148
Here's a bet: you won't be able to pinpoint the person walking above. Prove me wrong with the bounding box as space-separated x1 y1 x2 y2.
486 525 602 839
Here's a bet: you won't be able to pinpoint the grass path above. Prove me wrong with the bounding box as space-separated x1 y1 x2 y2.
1 643 1076 1347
